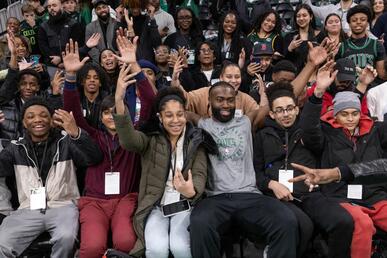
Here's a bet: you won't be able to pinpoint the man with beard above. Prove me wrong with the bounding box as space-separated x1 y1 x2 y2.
337 5 386 80
306 57 376 115
189 81 299 258
85 0 120 62
37 0 83 72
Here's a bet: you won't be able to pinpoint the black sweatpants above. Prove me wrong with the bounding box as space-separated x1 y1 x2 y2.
190 193 298 258
301 192 354 258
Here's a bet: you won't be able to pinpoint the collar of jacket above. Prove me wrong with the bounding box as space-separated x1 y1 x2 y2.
321 110 374 137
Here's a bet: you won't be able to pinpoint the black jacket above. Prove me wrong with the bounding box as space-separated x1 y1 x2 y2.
302 96 387 205
38 13 84 65
254 117 320 197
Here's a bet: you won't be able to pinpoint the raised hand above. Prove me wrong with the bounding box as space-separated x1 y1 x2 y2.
247 62 262 76
113 35 138 64
51 70 65 95
7 31 16 56
314 60 338 97
307 41 329 67
171 56 184 88
358 65 377 86
0 111 5 123
124 9 134 29
86 33 101 48
288 35 303 52
173 169 196 198
62 38 90 75
115 63 137 114
238 48 245 69
53 109 79 138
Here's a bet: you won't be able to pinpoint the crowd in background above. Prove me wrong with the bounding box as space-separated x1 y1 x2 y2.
0 0 386 257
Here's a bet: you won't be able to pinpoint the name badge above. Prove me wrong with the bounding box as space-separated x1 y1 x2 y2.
166 76 172 82
164 190 180 205
279 169 294 193
83 109 87 117
234 109 243 118
347 184 363 200
187 49 195 65
30 187 46 210
105 172 120 195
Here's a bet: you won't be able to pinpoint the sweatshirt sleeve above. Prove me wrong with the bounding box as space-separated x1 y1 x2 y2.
136 72 156 125
63 80 97 137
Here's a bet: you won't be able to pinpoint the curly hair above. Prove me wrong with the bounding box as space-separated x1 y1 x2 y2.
266 81 296 110
251 10 282 36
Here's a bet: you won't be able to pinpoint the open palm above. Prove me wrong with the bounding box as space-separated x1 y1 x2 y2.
62 39 89 74
114 35 138 64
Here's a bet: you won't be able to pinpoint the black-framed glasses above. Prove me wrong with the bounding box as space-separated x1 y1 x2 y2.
273 105 296 114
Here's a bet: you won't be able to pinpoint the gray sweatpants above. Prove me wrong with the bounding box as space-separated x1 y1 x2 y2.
0 204 79 258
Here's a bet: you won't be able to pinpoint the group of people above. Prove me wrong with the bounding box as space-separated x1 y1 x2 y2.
0 0 386 258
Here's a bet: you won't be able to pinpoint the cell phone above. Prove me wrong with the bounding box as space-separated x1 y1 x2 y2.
30 55 40 66
161 200 190 217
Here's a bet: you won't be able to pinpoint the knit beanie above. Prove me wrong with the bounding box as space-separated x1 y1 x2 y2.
333 91 361 116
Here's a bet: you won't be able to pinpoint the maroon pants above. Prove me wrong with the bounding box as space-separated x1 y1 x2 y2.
78 193 138 258
341 200 387 258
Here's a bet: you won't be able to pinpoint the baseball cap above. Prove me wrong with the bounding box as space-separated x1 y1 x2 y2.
335 58 356 82
252 42 274 56
93 0 108 8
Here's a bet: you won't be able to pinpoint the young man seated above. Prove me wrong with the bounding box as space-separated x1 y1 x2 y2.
0 97 103 257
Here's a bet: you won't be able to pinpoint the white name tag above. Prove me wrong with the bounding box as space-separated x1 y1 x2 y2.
211 79 220 85
83 109 87 117
166 76 172 82
234 109 243 118
164 190 181 205
279 170 294 193
30 187 46 210
347 184 363 200
105 172 120 195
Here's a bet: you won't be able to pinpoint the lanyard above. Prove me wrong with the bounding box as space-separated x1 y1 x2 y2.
104 133 117 172
31 141 48 183
284 130 289 171
170 150 177 178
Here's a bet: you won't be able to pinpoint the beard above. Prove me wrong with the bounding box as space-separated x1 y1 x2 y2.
48 10 64 24
212 107 235 123
98 12 109 22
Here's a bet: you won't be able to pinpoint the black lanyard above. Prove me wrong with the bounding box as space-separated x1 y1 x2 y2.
284 130 289 171
31 141 48 183
104 133 118 172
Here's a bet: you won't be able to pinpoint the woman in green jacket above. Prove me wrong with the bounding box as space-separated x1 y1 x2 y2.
113 62 217 258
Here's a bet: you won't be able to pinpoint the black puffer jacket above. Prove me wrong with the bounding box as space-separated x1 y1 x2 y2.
254 116 320 197
302 96 387 205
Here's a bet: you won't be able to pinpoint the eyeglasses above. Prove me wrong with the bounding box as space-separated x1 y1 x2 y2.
177 15 192 21
199 48 214 54
273 105 296 114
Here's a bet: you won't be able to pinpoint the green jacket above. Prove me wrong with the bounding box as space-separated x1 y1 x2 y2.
114 113 217 257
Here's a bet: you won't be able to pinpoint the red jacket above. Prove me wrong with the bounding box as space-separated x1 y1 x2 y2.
63 73 155 199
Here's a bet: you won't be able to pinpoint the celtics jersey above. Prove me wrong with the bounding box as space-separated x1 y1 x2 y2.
339 37 378 68
248 32 278 50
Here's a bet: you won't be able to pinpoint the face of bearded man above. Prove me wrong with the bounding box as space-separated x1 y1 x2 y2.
96 3 110 21
47 0 63 21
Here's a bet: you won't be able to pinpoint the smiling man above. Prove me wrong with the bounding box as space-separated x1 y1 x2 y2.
337 5 386 80
38 0 84 69
85 0 119 62
0 97 103 258
189 81 298 258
